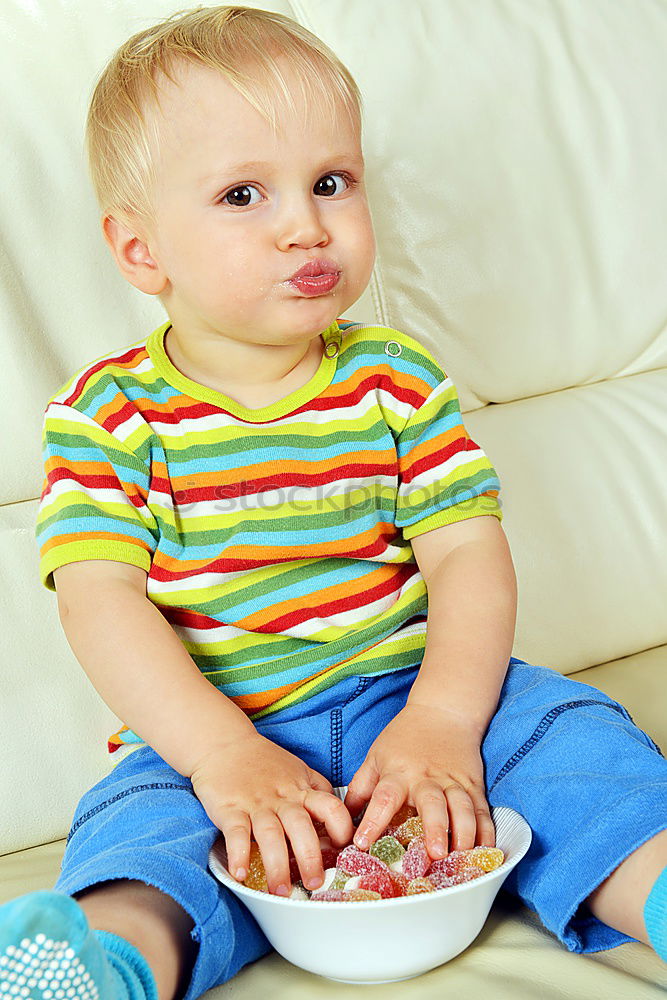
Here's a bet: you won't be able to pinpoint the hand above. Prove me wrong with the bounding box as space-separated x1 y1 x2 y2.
190 732 354 896
343 703 495 861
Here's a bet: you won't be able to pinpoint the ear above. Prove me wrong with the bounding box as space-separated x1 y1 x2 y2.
102 214 167 295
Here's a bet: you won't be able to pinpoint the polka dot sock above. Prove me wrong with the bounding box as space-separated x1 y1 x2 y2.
0 889 158 999
644 865 667 962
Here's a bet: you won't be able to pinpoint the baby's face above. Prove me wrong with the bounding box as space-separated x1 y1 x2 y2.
142 60 376 347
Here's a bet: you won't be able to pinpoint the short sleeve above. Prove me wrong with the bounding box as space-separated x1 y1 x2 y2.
36 403 159 591
395 371 503 539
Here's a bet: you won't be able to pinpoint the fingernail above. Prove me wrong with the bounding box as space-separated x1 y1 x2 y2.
432 840 446 857
235 868 246 881
356 834 369 849
307 877 322 890
276 884 290 897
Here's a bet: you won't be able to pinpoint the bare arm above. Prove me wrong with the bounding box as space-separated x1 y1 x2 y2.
53 560 257 778
408 514 518 736
54 560 354 894
343 514 517 856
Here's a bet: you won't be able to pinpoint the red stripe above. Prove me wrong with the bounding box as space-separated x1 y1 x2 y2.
148 527 400 583
400 436 473 483
46 467 146 507
63 346 148 408
259 565 414 633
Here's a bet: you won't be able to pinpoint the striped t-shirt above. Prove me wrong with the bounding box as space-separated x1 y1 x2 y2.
36 319 502 753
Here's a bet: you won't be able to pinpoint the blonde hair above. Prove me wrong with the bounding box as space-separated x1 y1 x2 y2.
85 5 363 230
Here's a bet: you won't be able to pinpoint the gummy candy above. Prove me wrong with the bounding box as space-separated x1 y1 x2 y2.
387 869 410 896
402 834 431 880
406 877 436 895
369 835 405 865
386 803 418 836
243 842 268 892
466 846 505 873
321 845 341 869
337 844 388 877
357 870 401 899
345 889 382 901
393 815 424 846
427 850 468 878
448 866 486 884
237 822 504 903
427 869 456 890
429 865 485 887
330 870 351 890
310 888 347 902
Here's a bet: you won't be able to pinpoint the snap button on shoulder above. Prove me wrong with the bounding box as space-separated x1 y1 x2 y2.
324 341 340 358
385 341 402 357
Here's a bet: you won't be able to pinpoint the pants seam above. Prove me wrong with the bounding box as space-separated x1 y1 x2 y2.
329 677 372 787
66 782 193 844
488 699 640 793
331 709 343 787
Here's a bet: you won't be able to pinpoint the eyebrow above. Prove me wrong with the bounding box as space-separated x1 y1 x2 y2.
201 154 364 184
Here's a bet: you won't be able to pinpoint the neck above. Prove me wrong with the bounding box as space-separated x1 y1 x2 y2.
165 324 325 390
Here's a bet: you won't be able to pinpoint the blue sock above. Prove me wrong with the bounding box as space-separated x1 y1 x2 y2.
0 889 158 999
644 866 667 961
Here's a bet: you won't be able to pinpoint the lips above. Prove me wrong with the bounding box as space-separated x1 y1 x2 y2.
287 259 340 281
284 259 341 297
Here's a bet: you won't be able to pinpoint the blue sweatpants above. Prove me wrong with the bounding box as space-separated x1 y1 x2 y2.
54 657 667 999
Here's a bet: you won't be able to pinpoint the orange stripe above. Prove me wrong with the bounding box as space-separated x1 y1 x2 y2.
238 562 401 630
153 519 397 575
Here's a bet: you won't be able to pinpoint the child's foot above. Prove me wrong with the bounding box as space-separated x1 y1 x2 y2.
0 889 157 999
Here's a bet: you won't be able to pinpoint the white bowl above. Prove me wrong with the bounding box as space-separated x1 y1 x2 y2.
208 789 531 984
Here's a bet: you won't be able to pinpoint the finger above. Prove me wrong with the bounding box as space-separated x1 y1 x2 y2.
353 778 406 850
471 792 496 848
444 784 478 852
251 809 292 896
278 799 329 892
412 781 449 860
220 810 252 883
308 770 334 795
305 788 355 848
342 758 378 820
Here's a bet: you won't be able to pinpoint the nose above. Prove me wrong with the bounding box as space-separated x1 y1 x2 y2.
275 193 329 251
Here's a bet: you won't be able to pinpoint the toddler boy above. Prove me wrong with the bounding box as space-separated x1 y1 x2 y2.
2 7 666 1000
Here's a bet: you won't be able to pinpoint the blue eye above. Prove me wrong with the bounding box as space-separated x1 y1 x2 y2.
315 173 350 196
222 185 262 208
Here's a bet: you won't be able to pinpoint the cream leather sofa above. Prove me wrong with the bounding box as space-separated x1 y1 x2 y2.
2 0 666 996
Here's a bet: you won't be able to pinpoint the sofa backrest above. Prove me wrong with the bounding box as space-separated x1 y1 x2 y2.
2 0 666 853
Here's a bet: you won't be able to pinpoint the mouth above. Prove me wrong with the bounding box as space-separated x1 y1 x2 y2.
284 259 341 297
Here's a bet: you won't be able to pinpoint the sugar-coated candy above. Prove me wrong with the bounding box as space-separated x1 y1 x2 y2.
393 815 424 846
330 870 351 890
427 869 456 890
447 866 486 885
386 803 418 836
237 823 504 902
406 877 436 895
321 845 341 869
387 869 410 896
427 850 468 878
310 888 347 902
429 865 485 888
345 889 382 901
357 870 401 899
243 842 268 892
466 846 505 873
337 844 389 877
402 834 431 880
289 882 310 900
369 835 405 865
